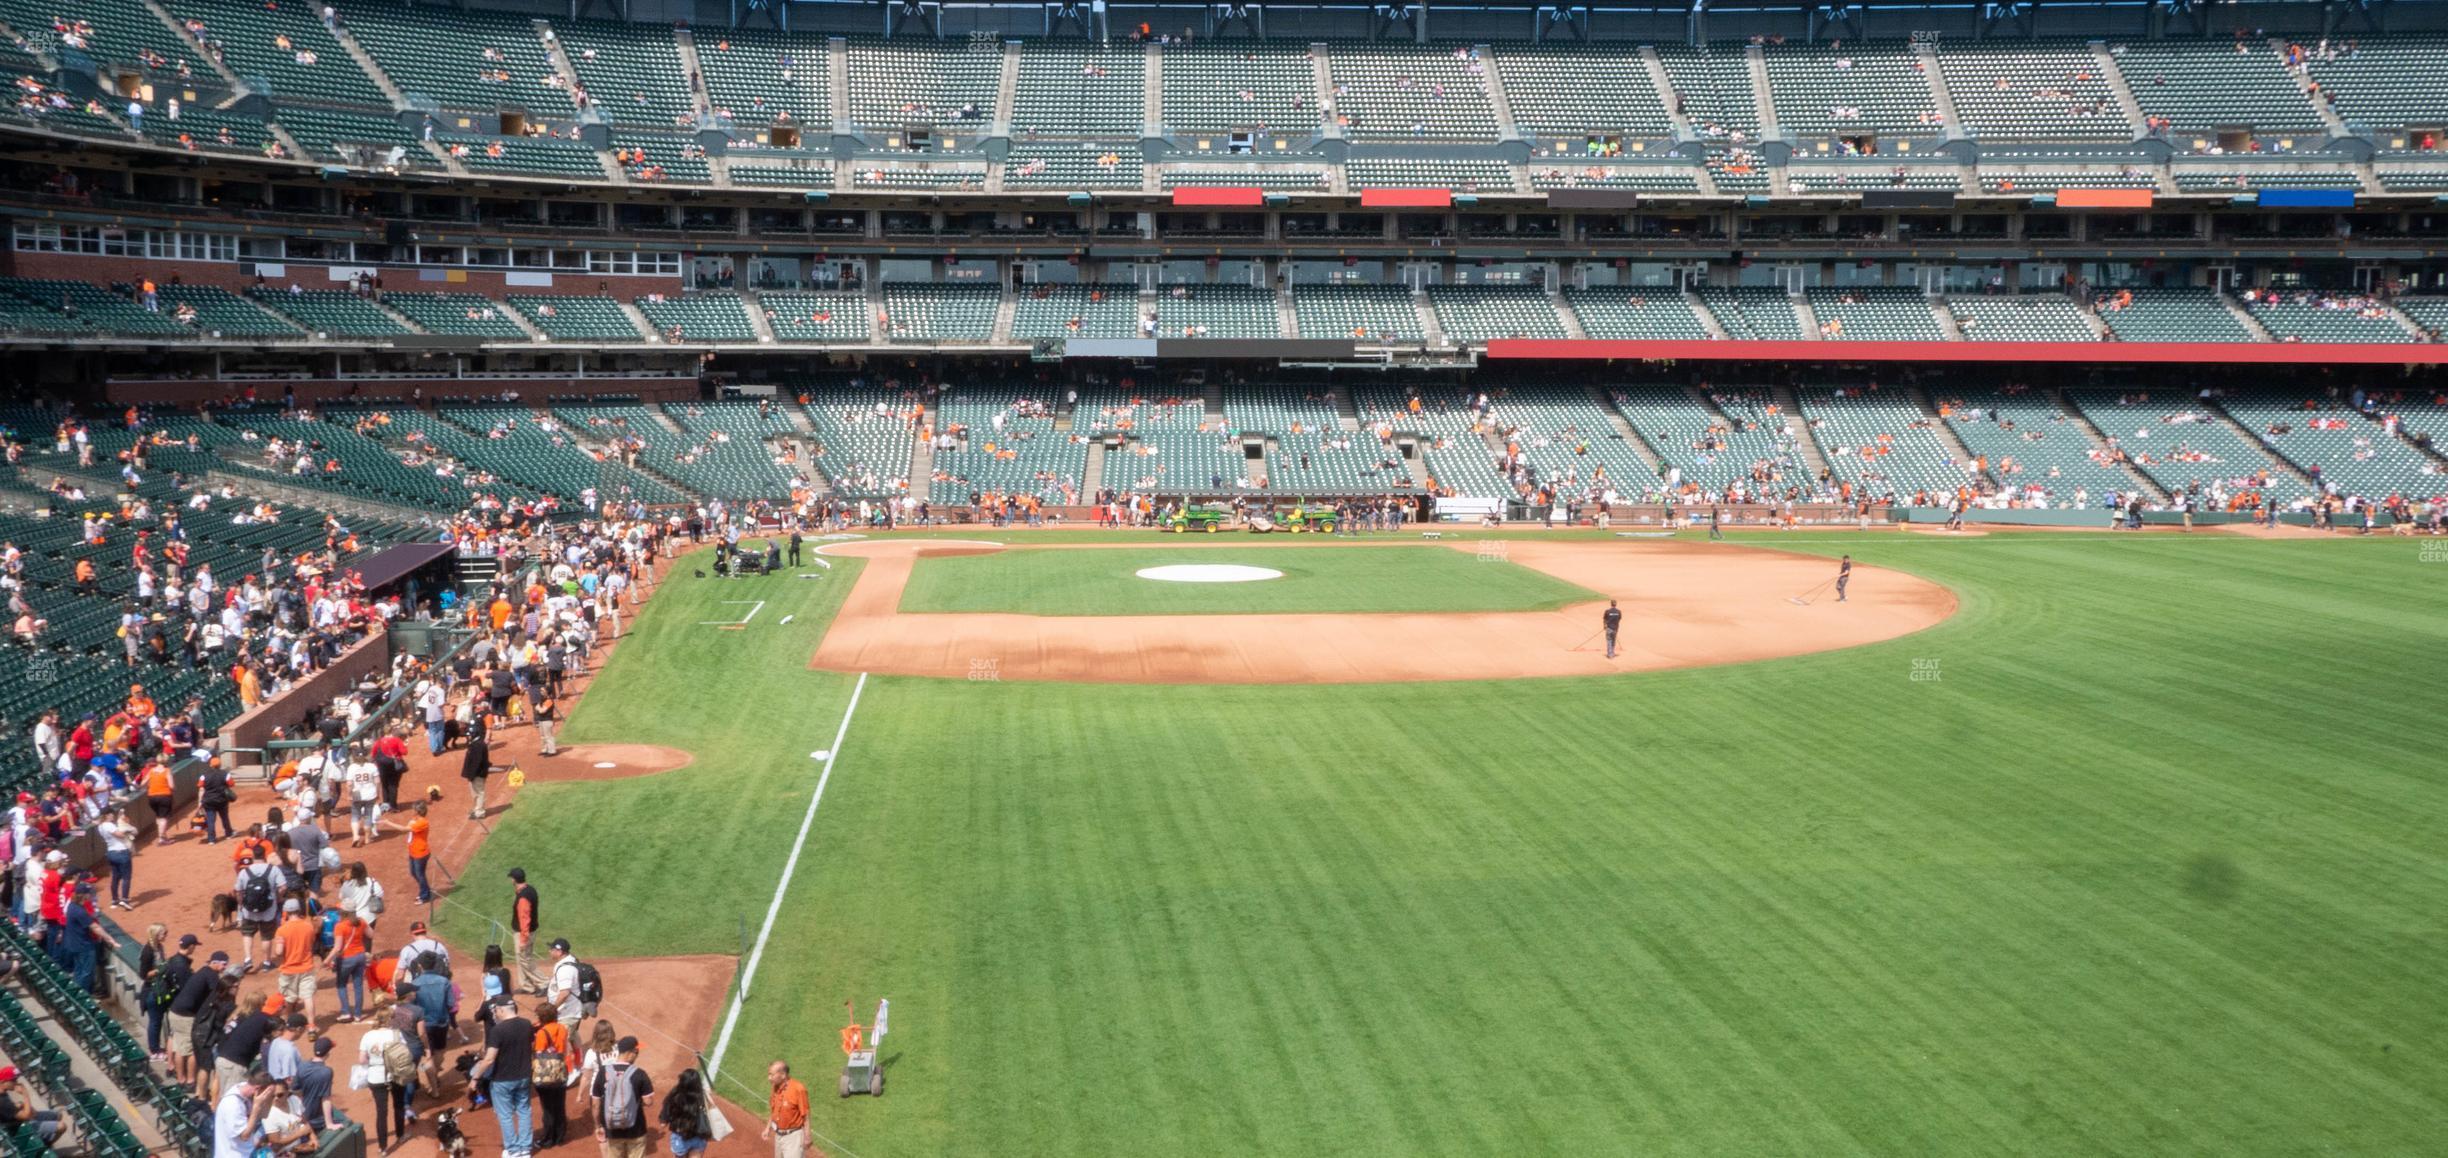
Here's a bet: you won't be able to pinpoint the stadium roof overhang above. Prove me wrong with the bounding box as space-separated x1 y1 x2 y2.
1484 340 2448 365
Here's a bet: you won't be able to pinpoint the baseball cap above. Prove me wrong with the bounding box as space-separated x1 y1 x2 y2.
178 934 200 948
408 921 428 934
616 1036 639 1054
284 1012 307 1029
549 937 570 953
506 867 527 883
281 899 301 914
42 851 62 864
312 1037 335 1058
0 1067 18 1084
207 951 230 965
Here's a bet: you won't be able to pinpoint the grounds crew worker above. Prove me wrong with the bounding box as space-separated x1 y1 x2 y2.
1836 556 1853 603
1602 600 1623 659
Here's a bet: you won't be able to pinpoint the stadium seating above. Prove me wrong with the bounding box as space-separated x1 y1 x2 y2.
1324 44 1498 141
338 4 573 116
635 293 757 342
2066 389 2306 504
1293 284 1422 341
797 386 920 497
1489 43 1672 140
1343 156 1515 191
759 292 869 342
506 295 648 342
0 280 187 337
729 162 835 188
656 400 806 500
1977 165 2157 193
249 288 413 337
2093 288 2259 342
152 285 301 338
931 386 1085 499
1762 42 1938 139
216 408 514 510
447 135 607 179
1160 166 1326 190
877 282 1000 343
1653 43 1757 140
2375 169 2448 192
842 37 1001 133
381 292 530 339
2240 294 2417 342
1428 285 1567 342
2219 395 2440 501
1611 384 1803 494
2396 297 2448 339
850 163 988 189
140 105 274 154
1161 43 1319 136
1696 287 1805 340
1948 294 2099 341
1083 387 1244 493
1528 163 1701 190
166 0 385 105
1230 389 1413 495
273 105 430 166
1145 284 1280 338
1478 384 1657 497
2171 168 2361 190
1565 289 1715 339
1798 385 1978 499
612 133 711 183
698 29 828 130
1 0 205 79
558 18 693 127
1003 144 1142 189
1786 166 1964 193
1352 386 1511 499
417 404 687 506
1936 40 2132 141
2302 35 2448 134
2111 39 2325 133
1934 389 2136 504
1012 283 1140 340
1013 42 1144 138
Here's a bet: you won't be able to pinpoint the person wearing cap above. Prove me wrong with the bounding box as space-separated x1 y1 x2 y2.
58 879 115 992
0 1065 64 1147
291 1037 336 1133
590 1035 653 1158
509 868 542 993
545 939 589 1025
169 950 227 1092
463 721 503 820
262 1012 307 1083
394 921 448 981
471 981 537 1158
274 899 320 1024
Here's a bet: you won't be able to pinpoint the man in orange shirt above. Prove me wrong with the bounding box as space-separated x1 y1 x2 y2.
761 1061 815 1158
273 899 321 1023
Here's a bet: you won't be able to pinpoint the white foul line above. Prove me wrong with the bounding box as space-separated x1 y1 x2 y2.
697 599 767 626
706 670 868 1083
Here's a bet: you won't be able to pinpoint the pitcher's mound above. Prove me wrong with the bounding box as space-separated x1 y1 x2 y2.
551 744 696 778
1137 563 1285 583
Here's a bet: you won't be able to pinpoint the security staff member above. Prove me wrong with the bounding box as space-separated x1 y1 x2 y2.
1602 600 1624 659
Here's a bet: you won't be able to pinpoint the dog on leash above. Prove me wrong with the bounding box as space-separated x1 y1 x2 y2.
431 1109 468 1158
205 894 237 933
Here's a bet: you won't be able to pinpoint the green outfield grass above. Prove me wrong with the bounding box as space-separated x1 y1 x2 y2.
457 534 2448 1156
896 545 1601 615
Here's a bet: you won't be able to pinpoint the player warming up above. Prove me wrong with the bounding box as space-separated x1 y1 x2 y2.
1602 600 1623 659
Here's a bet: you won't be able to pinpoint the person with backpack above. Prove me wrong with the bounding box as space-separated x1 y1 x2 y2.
232 855 280 974
139 927 190 1058
407 954 454 1080
356 1012 416 1152
168 950 226 1095
544 940 600 1026
590 1035 653 1158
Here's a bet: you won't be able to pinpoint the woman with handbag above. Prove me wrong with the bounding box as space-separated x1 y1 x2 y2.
659 1068 714 1158
531 1002 572 1149
357 1014 416 1153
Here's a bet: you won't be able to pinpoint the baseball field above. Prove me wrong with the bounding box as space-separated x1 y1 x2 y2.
439 529 2448 1156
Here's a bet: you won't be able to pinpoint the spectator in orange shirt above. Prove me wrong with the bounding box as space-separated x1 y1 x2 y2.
762 1061 814 1158
274 899 321 1023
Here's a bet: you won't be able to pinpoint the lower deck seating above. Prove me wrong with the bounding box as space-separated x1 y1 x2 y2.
507 296 647 342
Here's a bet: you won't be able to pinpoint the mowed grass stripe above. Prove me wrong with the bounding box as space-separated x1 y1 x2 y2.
475 534 2448 1156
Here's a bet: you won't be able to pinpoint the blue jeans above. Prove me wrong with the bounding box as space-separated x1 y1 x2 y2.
104 850 132 904
427 720 447 755
335 953 368 1018
408 857 432 904
489 1079 532 1157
